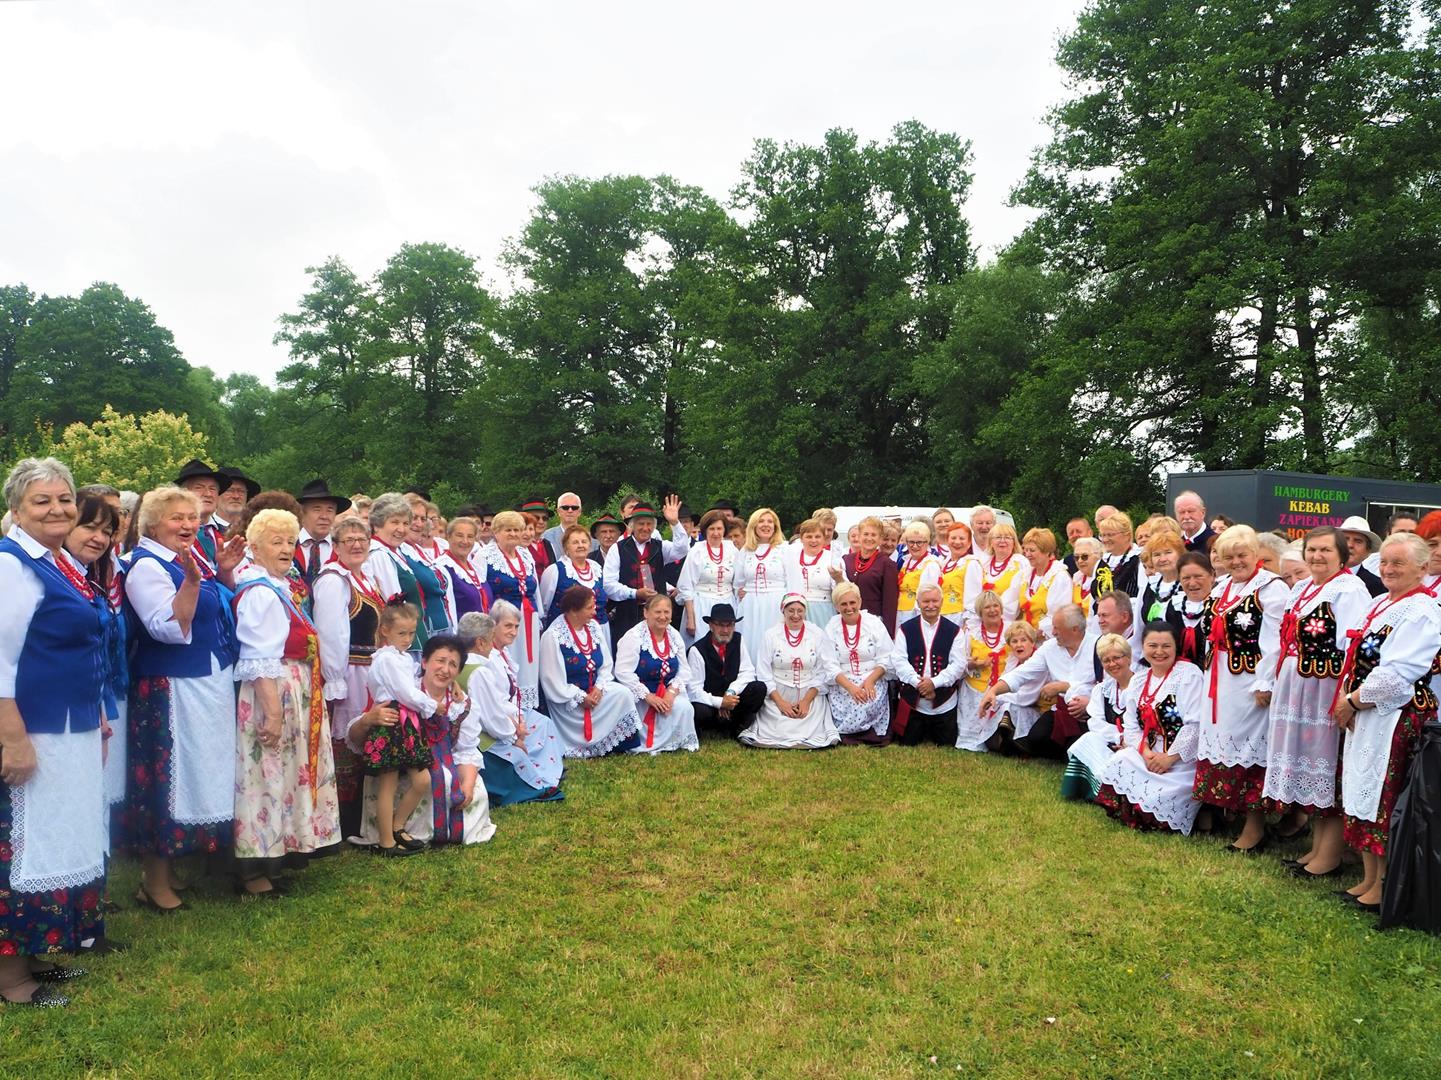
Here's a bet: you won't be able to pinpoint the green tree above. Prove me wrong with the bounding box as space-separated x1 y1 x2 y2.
53 405 210 492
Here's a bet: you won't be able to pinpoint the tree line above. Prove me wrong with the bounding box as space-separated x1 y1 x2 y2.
4 0 1439 527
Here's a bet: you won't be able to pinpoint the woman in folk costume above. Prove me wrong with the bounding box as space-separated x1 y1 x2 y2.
1261 526 1371 879
0 460 108 1005
1096 511 1143 599
930 508 956 558
1138 532 1185 625
1194 525 1287 851
1017 527 1072 638
363 493 432 647
896 520 942 627
602 502 669 645
1097 622 1206 833
825 582 895 745
539 525 605 635
312 515 386 840
786 517 846 629
954 591 1015 752
938 521 978 628
1166 551 1214 668
231 510 340 897
741 594 841 750
1061 633 1135 800
843 515 899 634
477 510 543 710
1332 533 1441 911
437 516 488 624
538 587 640 758
677 510 739 644
965 522 1024 622
123 485 245 913
460 601 565 805
400 497 455 637
1070 536 1103 626
734 508 789 667
614 594 699 755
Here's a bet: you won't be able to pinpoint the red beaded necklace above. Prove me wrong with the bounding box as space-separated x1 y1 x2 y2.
55 553 96 601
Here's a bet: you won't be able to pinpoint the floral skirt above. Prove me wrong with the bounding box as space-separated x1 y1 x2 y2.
234 663 340 870
1192 759 1267 813
124 675 233 857
1097 784 1169 832
1344 705 1427 857
360 705 433 773
1 782 105 956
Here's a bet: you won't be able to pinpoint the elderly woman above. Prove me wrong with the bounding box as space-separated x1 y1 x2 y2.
124 485 243 913
1138 532 1185 624
1071 536 1103 622
364 493 431 647
401 498 455 636
1096 622 1206 833
734 508 788 666
938 522 976 628
0 459 108 1005
1167 552 1214 667
1018 527 1071 637
462 601 565 804
786 517 846 629
538 586 640 757
1061 633 1135 800
1096 512 1142 598
1332 532 1441 910
312 515 385 839
614 594 699 754
966 522 1024 623
1196 524 1287 850
842 515 898 634
232 510 340 896
825 581 894 745
1261 526 1371 878
539 525 605 636
677 510 738 642
741 593 841 749
954 591 1014 752
438 516 488 622
478 510 543 710
896 520 942 626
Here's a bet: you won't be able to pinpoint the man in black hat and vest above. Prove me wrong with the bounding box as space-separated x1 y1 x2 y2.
685 603 767 736
214 467 260 538
294 479 352 585
603 502 668 641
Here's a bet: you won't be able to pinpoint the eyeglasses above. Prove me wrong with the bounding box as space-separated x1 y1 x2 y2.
559 505 581 512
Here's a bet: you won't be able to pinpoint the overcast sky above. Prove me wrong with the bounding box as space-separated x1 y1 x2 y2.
0 0 1085 383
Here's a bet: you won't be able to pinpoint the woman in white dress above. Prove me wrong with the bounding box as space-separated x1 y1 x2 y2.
740 593 841 750
1062 633 1135 799
677 510 738 646
538 586 641 757
477 511 543 710
734 508 788 667
1097 621 1206 834
786 517 846 629
824 582 894 744
1261 526 1370 878
614 594 699 755
966 522 1024 623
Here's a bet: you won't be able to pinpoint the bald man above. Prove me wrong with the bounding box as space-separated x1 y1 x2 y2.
541 491 586 560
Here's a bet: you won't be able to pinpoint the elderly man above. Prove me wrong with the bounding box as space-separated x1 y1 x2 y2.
1094 504 1119 526
978 604 1097 758
542 492 585 559
1089 590 1142 689
1173 490 1216 553
618 492 692 562
969 505 997 558
603 502 670 640
892 583 967 746
686 603 767 736
1339 514 1385 596
214 467 259 534
174 458 222 564
294 478 351 584
1064 516 1093 573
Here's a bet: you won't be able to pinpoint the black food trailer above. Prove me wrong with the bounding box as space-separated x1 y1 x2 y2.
1164 470 1441 541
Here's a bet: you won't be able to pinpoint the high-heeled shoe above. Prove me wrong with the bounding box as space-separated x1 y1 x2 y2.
134 886 186 914
2 985 68 1008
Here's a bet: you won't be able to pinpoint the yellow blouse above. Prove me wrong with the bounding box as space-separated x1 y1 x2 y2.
964 627 1010 692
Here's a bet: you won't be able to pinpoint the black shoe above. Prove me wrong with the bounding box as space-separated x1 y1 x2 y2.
1355 900 1381 913
31 964 86 983
3 984 68 1008
1290 862 1342 880
377 843 420 858
1228 838 1268 855
102 898 123 914
1336 890 1364 905
393 831 426 852
134 887 186 914
78 936 127 955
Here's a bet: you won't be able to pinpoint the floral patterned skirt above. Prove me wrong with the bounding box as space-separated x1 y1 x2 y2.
360 705 433 773
1096 783 1170 832
123 675 233 857
234 662 340 871
1344 705 1427 857
1 782 105 956
1192 759 1267 813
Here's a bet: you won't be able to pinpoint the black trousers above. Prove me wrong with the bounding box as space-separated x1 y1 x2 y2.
899 703 958 747
692 680 767 736
1011 707 1072 759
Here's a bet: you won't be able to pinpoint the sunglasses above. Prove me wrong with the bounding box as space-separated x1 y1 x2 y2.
559 504 581 511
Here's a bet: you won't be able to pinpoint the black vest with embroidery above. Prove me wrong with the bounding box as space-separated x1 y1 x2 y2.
693 634 743 696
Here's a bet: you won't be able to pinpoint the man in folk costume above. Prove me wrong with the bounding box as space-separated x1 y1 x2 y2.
174 458 225 570
603 503 669 642
518 497 555 572
214 467 259 537
685 603 767 736
294 479 351 587
591 512 623 561
977 604 1098 758
892 584 967 746
1173 490 1217 554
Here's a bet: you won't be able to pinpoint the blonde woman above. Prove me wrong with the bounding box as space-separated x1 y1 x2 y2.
734 508 788 666
1018 527 1072 636
1096 511 1142 597
896 520 942 626
965 522 1024 622
825 581 894 743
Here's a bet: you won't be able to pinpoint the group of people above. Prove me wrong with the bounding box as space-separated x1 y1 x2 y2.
2 459 1437 1007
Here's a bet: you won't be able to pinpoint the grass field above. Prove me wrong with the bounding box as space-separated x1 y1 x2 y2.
6 738 1440 1079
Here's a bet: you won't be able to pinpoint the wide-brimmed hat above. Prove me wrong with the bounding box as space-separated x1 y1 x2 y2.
707 499 739 514
702 603 742 624
217 467 260 502
296 478 352 512
174 459 219 486
780 591 808 610
590 512 623 537
625 503 658 524
1338 515 1382 552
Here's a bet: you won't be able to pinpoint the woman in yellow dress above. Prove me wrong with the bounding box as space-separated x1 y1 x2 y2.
938 521 977 627
1018 527 1073 638
966 522 1024 622
896 520 941 627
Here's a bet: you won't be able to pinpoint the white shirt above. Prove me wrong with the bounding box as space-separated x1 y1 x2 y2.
124 536 195 646
892 616 967 714
1004 632 1100 707
685 634 758 708
603 535 670 602
676 540 739 605
312 568 358 702
297 528 333 575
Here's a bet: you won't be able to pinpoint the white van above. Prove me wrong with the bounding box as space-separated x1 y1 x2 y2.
830 505 1016 552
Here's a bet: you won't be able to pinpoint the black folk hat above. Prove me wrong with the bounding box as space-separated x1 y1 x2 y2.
296 478 352 513
218 467 261 502
702 603 742 624
174 459 219 486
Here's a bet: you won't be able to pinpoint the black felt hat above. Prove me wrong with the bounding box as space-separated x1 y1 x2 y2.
296 478 352 512
702 603 742 624
174 459 219 486
217 467 261 502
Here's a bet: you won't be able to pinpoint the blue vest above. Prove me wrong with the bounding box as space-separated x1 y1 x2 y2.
126 547 238 678
556 627 605 691
899 617 960 709
544 559 607 629
0 538 105 734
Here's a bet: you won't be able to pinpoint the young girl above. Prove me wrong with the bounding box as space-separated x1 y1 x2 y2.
364 603 441 856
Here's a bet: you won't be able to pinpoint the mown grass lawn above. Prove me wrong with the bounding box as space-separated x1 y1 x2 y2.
6 738 1440 1078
